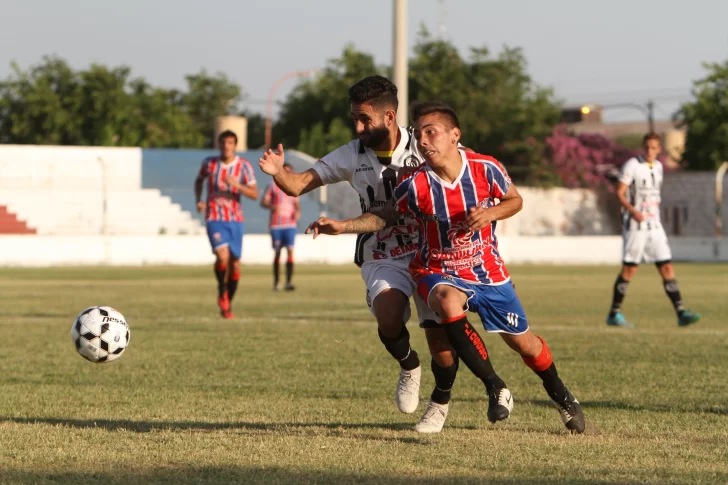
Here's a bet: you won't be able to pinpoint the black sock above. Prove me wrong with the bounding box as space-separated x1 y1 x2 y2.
663 279 686 315
227 271 240 302
214 264 226 297
443 316 505 393
378 326 420 371
273 259 280 287
535 363 569 403
430 357 459 405
609 275 630 317
286 261 294 284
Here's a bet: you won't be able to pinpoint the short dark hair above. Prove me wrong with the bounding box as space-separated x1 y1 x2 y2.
643 132 661 144
411 102 460 129
218 130 238 145
348 76 398 111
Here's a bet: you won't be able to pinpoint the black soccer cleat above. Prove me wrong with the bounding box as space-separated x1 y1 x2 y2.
487 387 513 423
554 390 585 434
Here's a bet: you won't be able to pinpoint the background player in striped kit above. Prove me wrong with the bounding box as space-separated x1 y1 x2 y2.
261 163 300 291
307 102 586 434
195 130 258 319
606 132 701 328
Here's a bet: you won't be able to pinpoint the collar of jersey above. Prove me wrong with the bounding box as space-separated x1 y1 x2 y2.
358 126 411 163
425 150 467 190
218 155 239 165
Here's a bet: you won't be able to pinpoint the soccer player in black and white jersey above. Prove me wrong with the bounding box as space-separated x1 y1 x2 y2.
259 76 512 431
606 132 700 328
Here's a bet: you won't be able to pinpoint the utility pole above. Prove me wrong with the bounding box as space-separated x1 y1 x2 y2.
393 0 408 127
647 99 655 133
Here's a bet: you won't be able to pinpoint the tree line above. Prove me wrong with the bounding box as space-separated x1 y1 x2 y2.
1 29 725 187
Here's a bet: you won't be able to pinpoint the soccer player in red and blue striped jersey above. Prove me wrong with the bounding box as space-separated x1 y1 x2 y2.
308 102 585 433
261 164 300 291
195 130 258 319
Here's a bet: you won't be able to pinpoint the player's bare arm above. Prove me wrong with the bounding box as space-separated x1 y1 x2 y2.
260 191 272 209
258 144 324 196
225 176 258 200
194 174 206 213
616 181 645 223
466 184 524 231
306 212 387 239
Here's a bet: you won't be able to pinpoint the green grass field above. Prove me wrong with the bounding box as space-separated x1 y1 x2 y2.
0 264 726 485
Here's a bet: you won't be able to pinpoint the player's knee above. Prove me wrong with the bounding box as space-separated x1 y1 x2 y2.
656 261 674 279
621 264 638 280
501 331 541 358
216 253 230 267
428 286 462 319
372 290 408 330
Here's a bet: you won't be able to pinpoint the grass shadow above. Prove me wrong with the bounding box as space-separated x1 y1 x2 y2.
529 399 728 416
0 466 659 485
0 415 443 443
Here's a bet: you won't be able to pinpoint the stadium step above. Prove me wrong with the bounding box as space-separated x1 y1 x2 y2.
0 205 36 234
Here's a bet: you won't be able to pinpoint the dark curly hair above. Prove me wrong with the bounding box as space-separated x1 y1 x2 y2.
348 76 398 111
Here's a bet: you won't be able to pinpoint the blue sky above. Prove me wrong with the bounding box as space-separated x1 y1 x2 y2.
1 0 726 121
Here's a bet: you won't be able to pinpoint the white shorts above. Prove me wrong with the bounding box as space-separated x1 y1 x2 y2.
622 226 672 264
361 260 440 327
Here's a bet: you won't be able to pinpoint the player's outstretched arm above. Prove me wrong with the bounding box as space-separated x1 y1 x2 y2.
306 213 387 239
466 184 523 231
259 144 324 197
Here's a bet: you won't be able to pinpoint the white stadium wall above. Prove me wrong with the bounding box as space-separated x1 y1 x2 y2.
0 234 726 267
0 145 203 236
1 144 726 266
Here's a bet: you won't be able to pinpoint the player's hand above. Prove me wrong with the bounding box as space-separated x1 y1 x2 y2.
306 217 345 239
225 176 239 187
259 144 285 176
196 201 206 213
466 207 493 231
631 210 645 223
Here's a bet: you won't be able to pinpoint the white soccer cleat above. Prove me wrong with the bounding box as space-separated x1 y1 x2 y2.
395 365 421 413
415 400 449 433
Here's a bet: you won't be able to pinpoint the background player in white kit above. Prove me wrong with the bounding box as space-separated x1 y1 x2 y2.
259 76 511 424
606 132 700 328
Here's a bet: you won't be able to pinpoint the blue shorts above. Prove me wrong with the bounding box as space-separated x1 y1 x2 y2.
271 227 296 249
206 221 244 259
416 274 528 334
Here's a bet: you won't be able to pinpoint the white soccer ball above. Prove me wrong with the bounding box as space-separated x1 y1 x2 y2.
71 306 130 363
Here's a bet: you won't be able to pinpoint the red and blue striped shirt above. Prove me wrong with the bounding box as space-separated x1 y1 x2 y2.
394 150 511 285
198 156 256 222
262 182 300 229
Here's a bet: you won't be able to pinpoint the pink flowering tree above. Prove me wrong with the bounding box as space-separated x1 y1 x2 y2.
543 125 639 191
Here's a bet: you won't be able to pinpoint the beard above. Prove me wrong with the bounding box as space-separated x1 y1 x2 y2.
359 124 390 149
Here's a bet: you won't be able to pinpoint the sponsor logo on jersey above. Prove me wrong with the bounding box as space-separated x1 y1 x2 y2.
402 155 420 168
356 164 375 173
447 221 474 247
375 225 418 241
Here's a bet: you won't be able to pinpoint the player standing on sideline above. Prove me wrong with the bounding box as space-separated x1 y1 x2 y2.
195 130 258 319
261 163 300 291
259 77 513 428
307 102 586 433
606 132 700 328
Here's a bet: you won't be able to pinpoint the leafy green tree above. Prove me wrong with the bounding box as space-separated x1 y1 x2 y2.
675 59 728 170
182 70 242 148
274 45 381 148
